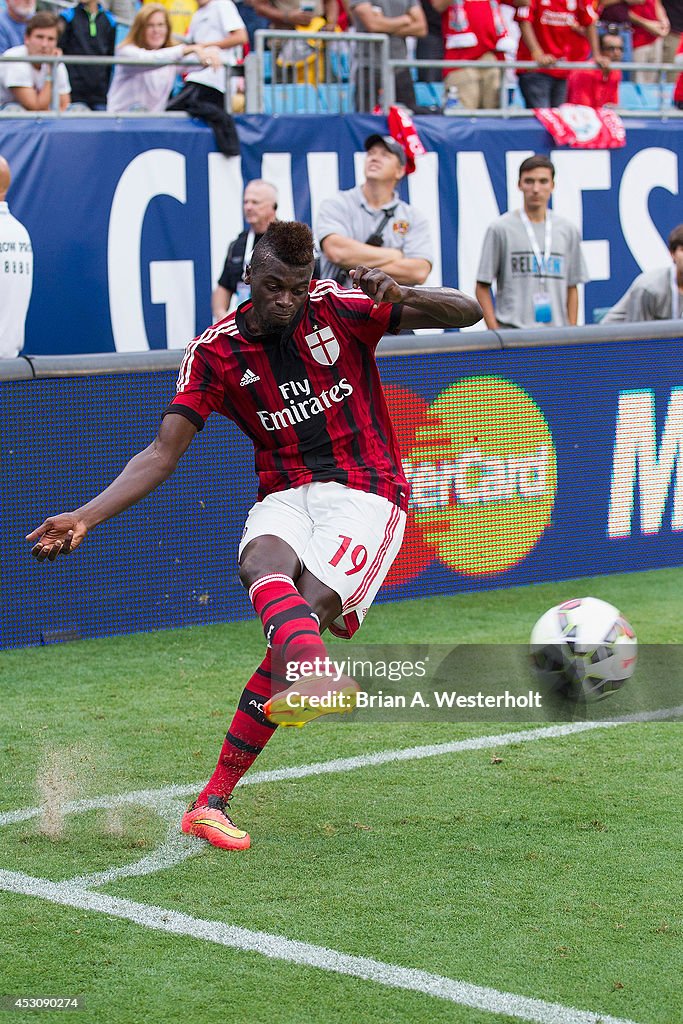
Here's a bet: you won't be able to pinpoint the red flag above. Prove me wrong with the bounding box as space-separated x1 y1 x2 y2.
534 104 626 149
387 105 427 174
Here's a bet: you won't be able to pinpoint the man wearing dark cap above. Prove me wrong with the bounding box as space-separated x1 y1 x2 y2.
315 134 432 288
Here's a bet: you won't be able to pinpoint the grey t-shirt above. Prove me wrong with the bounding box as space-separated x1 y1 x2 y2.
476 210 588 329
603 265 677 322
348 0 416 59
315 185 433 283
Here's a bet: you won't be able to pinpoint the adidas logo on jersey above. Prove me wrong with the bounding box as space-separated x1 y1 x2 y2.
240 369 260 387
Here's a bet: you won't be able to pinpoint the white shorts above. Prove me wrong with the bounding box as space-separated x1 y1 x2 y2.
238 482 406 639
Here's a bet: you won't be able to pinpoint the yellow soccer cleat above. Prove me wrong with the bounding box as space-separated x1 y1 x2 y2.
264 675 360 727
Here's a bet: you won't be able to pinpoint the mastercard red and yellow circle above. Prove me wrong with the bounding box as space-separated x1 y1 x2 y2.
385 376 557 579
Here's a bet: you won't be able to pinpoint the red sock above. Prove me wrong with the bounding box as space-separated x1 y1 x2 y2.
197 649 285 804
248 573 327 673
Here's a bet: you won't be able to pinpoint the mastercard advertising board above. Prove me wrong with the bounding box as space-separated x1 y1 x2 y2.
374 339 683 603
383 377 557 586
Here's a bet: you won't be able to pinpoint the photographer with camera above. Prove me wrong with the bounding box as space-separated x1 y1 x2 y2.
315 134 432 288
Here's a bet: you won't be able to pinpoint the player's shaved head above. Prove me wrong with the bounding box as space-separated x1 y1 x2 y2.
252 221 315 271
0 157 10 201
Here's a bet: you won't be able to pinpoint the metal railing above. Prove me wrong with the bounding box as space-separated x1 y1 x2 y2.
0 51 240 114
392 56 683 117
244 31 682 114
247 29 390 114
1 43 681 116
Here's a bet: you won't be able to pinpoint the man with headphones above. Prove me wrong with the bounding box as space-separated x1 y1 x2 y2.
212 179 279 321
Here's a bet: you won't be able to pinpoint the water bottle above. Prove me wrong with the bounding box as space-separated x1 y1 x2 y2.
443 85 459 114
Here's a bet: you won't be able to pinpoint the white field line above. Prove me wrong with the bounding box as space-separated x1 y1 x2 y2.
66 802 203 889
56 708 679 892
0 868 641 1024
2 713 670 1023
1 705 681 829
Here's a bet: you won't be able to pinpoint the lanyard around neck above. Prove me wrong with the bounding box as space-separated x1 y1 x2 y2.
520 209 552 281
671 264 682 319
242 229 256 272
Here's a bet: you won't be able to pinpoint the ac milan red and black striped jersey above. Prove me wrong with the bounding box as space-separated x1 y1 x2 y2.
166 279 409 511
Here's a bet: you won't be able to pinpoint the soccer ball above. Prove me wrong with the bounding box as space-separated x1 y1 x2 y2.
530 597 637 701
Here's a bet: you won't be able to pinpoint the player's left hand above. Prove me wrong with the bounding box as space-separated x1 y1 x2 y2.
351 266 405 305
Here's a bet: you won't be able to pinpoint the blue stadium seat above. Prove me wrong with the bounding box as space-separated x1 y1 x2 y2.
263 50 272 82
429 81 444 105
618 81 644 109
319 83 354 113
637 83 662 109
506 84 526 109
637 83 674 109
328 47 351 82
263 84 323 114
414 82 435 107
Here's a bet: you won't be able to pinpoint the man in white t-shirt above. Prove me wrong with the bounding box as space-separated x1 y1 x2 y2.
0 156 33 358
184 0 247 95
0 12 70 111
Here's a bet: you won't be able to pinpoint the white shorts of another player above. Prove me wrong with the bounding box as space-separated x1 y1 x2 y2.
238 481 406 639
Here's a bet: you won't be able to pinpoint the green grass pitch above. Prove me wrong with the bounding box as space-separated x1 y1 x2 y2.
1 568 682 1024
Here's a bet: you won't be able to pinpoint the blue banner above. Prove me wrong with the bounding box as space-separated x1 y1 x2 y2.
1 115 682 355
4 336 683 648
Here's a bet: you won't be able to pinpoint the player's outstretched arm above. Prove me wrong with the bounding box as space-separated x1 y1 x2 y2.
350 266 483 329
26 414 198 562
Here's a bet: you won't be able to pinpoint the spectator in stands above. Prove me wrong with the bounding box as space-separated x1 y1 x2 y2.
629 0 669 81
596 2 642 41
674 31 683 102
316 134 432 286
165 0 247 155
662 0 683 79
475 154 588 329
165 0 247 107
234 0 269 49
249 0 339 32
603 224 683 320
107 5 222 113
433 0 507 109
0 0 35 54
102 0 135 24
416 0 445 82
212 179 279 321
0 13 71 111
0 155 32 358
59 0 117 110
348 0 427 110
566 29 622 104
516 0 607 107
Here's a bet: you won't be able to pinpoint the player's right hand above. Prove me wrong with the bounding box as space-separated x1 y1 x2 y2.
351 265 404 305
26 514 89 562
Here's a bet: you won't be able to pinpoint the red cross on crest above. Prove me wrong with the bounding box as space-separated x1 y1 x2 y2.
305 325 340 366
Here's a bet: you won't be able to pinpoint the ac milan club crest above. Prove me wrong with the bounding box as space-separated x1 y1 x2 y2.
305 325 340 366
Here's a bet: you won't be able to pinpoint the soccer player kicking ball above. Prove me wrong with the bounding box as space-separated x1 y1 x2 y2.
27 222 482 851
